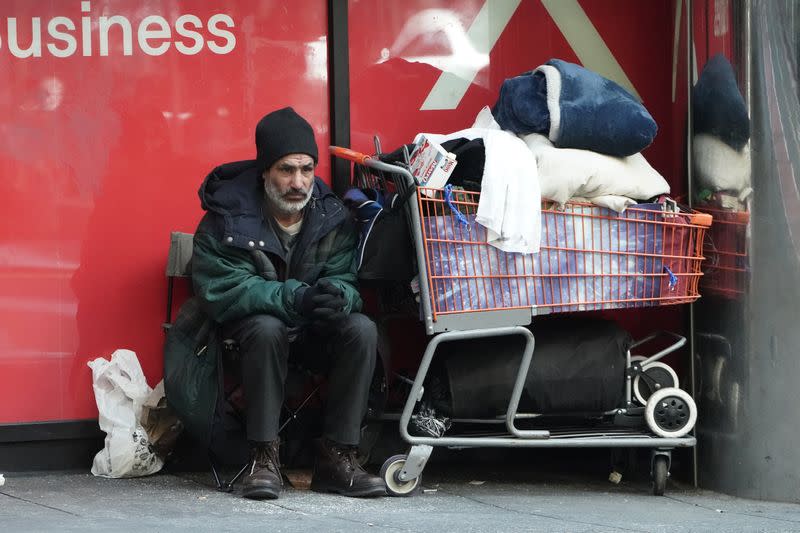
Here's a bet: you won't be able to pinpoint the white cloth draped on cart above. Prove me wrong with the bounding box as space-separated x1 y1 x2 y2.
414 128 541 254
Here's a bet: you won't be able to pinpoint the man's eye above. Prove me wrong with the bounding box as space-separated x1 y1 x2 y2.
302 166 314 173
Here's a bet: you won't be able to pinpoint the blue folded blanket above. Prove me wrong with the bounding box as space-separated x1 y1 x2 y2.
492 59 657 157
692 53 750 151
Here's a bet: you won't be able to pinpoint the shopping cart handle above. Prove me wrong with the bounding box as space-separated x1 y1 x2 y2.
329 146 371 164
689 212 713 227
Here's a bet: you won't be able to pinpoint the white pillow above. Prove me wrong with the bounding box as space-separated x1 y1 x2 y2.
573 195 638 212
521 133 670 204
693 134 751 193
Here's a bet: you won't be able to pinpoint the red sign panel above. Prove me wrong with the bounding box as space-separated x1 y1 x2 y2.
0 0 329 423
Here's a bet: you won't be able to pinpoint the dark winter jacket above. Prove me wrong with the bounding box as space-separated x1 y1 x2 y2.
164 160 361 445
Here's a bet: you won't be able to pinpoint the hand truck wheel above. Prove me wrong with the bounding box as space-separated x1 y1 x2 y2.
645 387 697 438
652 455 669 496
633 362 679 405
379 454 421 496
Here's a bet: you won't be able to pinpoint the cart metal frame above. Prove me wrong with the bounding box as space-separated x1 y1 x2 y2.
331 147 697 495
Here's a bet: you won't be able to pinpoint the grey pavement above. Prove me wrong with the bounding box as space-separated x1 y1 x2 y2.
2 464 800 533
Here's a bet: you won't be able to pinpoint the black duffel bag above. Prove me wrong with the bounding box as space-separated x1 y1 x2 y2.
430 317 632 417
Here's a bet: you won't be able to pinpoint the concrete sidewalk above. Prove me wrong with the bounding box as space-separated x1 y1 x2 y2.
2 464 800 533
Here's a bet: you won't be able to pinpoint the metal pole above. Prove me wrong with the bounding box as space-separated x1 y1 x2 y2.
743 0 752 117
685 0 699 489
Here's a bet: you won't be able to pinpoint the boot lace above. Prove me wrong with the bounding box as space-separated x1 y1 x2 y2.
251 442 280 477
332 445 366 484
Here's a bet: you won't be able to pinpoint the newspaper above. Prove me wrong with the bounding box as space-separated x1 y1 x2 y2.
408 135 457 196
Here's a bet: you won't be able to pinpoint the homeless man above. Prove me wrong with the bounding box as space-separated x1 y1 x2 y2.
190 107 384 499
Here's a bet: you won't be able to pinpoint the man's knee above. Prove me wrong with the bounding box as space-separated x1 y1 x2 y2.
229 314 288 349
338 313 377 346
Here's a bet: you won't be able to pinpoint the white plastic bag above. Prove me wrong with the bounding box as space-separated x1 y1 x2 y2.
88 349 164 478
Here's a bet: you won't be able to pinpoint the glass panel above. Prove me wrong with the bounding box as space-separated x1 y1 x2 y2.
0 0 329 423
694 0 800 501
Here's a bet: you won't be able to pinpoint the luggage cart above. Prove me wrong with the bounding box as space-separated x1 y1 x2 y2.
331 146 712 496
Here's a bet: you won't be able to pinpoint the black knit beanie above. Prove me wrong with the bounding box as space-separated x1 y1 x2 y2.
255 107 319 172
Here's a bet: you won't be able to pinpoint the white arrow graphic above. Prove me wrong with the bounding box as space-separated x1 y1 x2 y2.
420 0 643 110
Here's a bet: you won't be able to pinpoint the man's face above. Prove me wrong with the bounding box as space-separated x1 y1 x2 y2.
263 153 315 215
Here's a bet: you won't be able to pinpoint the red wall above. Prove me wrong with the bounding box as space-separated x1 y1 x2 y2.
0 0 329 423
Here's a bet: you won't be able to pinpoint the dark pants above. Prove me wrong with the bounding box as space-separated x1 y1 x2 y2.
222 313 377 445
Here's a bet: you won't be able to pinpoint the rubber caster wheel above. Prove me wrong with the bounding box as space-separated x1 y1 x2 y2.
633 362 679 405
380 454 421 497
652 455 669 496
645 387 697 438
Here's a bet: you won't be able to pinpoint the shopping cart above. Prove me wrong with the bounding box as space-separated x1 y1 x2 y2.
331 145 712 496
694 206 750 298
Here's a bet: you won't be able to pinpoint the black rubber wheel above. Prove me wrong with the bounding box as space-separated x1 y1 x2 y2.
654 395 690 433
652 455 669 496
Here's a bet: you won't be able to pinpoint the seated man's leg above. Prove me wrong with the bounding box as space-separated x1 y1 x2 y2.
300 313 385 497
222 314 289 500
322 312 377 444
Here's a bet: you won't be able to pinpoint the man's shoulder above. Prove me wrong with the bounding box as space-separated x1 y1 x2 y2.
196 212 222 239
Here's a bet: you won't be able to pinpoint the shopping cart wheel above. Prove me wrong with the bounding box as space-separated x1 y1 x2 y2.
645 388 697 438
633 362 679 405
380 454 421 497
651 455 669 496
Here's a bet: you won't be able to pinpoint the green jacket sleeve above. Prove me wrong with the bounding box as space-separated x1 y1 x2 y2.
315 223 363 314
191 232 305 325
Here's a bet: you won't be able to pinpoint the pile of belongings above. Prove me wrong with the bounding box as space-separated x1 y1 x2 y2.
378 58 675 254
486 58 672 214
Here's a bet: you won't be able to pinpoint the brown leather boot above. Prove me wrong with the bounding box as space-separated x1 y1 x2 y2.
310 439 386 497
241 439 283 500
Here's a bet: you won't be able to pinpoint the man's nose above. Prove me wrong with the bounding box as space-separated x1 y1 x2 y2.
290 170 307 189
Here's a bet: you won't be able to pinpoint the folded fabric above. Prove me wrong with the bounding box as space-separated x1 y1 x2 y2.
417 128 541 254
693 54 750 151
522 133 670 206
440 138 485 191
493 59 657 157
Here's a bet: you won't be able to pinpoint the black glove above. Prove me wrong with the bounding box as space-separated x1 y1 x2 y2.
311 280 347 335
310 306 347 335
299 280 346 320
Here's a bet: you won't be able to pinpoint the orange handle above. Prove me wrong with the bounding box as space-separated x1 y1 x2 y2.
689 212 713 227
329 146 371 164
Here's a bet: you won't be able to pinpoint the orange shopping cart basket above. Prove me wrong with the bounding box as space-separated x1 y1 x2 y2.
694 205 749 298
418 188 713 319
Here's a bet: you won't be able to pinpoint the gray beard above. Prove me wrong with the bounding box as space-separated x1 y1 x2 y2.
264 181 313 215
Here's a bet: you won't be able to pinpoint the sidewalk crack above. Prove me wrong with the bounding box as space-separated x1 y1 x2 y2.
664 495 800 525
264 501 411 532
0 490 81 517
438 488 648 533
